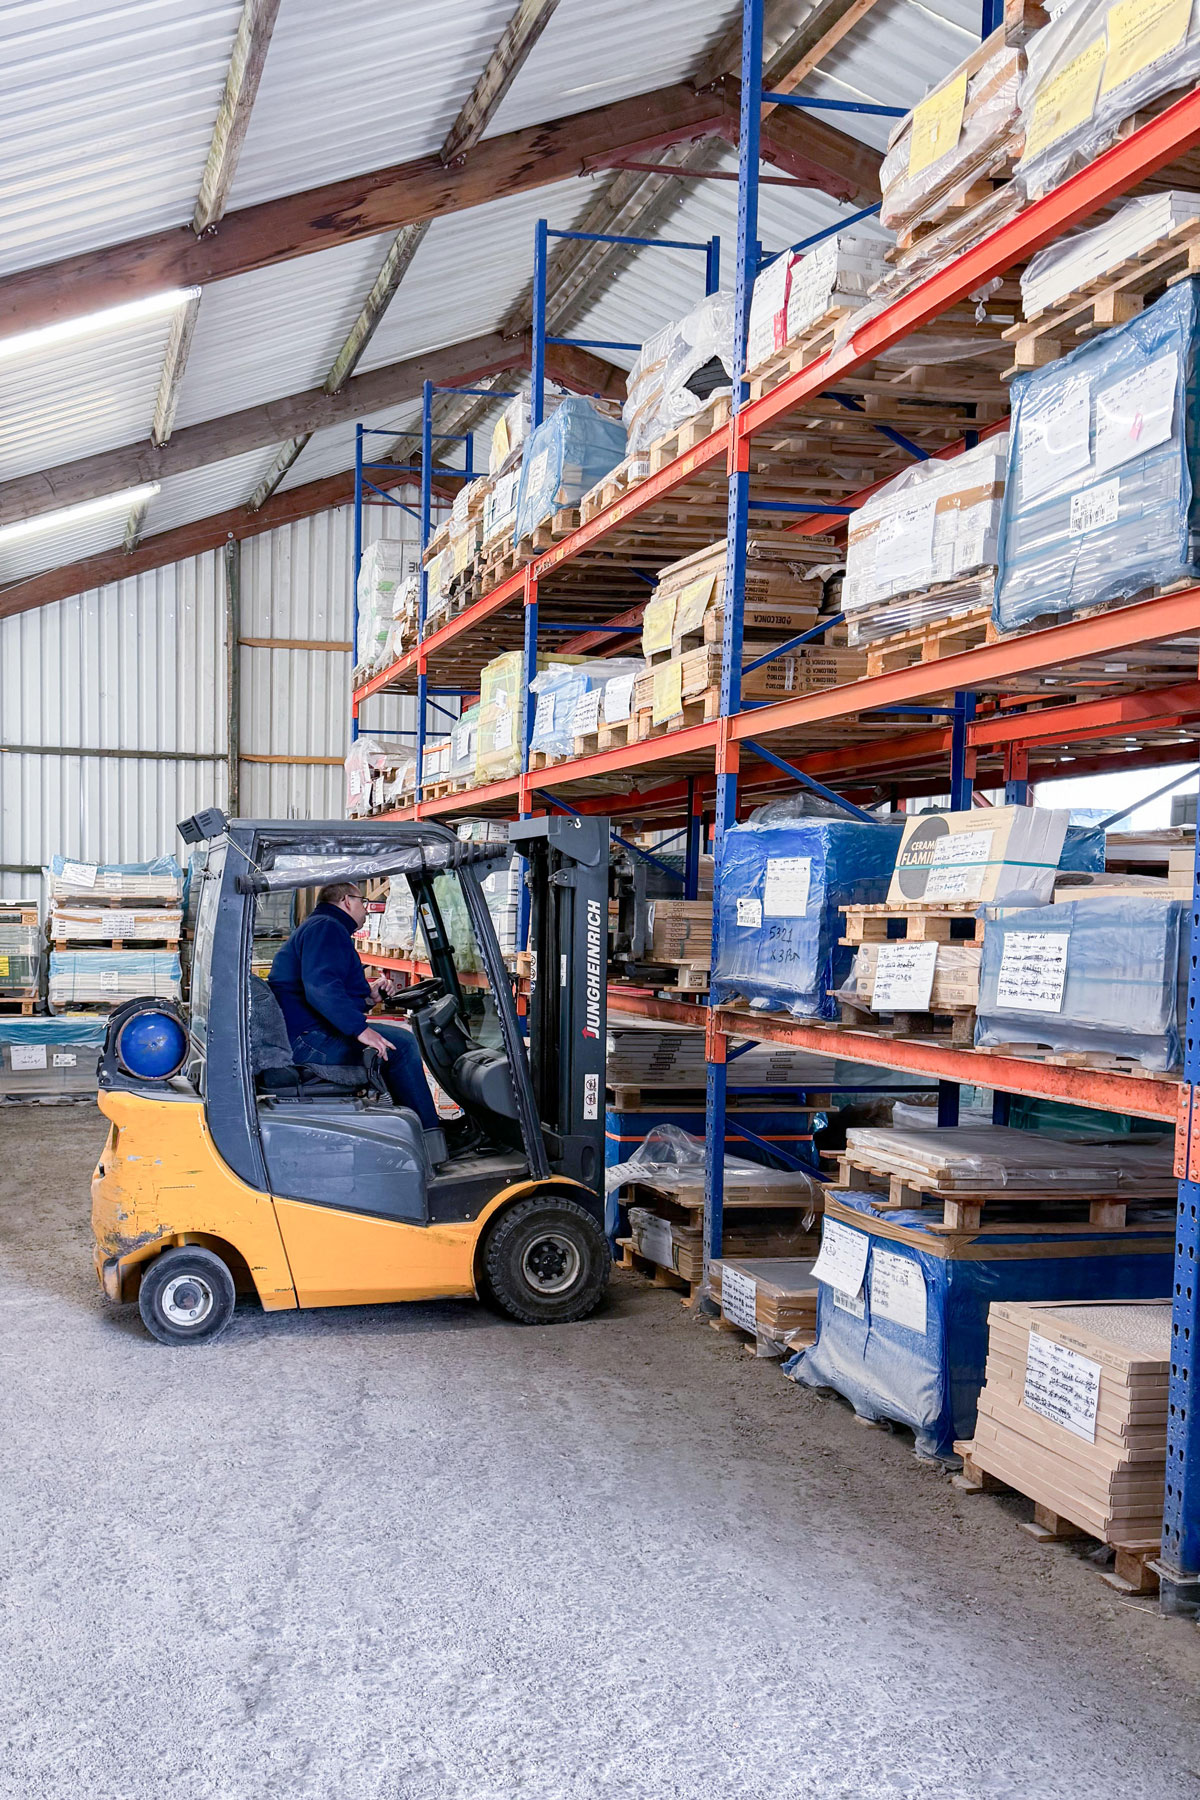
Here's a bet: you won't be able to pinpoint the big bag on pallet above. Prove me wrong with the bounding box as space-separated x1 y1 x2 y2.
789 1191 1174 1461
513 398 626 540
711 814 903 1019
974 895 1184 1071
1017 0 1200 199
995 278 1200 631
623 292 735 455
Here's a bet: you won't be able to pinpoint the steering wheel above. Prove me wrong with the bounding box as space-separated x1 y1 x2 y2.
382 976 445 1014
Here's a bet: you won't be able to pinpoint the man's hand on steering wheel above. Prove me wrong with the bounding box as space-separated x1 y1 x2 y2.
383 977 444 1013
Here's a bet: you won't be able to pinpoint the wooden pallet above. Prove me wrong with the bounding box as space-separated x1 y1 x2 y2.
830 1148 1143 1231
953 1450 1160 1595
580 456 651 524
657 962 710 995
863 606 992 679
52 935 179 952
984 1042 1165 1080
841 902 985 946
514 506 582 561
893 148 1019 255
646 394 732 475
746 310 857 402
1005 215 1200 374
0 995 38 1014
834 990 977 1049
632 684 723 742
0 902 39 928
615 1238 702 1304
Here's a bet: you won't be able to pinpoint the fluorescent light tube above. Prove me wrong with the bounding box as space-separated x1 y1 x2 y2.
0 290 200 366
0 484 161 548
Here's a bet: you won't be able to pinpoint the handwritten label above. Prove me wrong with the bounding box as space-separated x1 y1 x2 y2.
908 70 968 178
811 1218 870 1298
925 827 994 902
1023 35 1106 164
1020 380 1093 502
736 896 763 929
871 1248 927 1334
10 1045 47 1071
98 970 120 993
641 590 676 656
108 912 137 939
492 710 514 752
635 1214 674 1270
995 929 1070 1013
1069 477 1121 535
61 861 96 888
672 572 716 638
570 689 602 737
763 855 811 918
1102 0 1192 95
871 940 938 1011
651 660 683 725
721 1264 759 1335
603 672 636 724
1022 1329 1101 1441
533 693 557 742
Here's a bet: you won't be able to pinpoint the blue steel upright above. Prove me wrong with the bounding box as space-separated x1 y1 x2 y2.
351 424 364 742
704 0 764 1270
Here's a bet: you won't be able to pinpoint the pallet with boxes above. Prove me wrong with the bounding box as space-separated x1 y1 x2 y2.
0 899 41 1013
45 857 183 1013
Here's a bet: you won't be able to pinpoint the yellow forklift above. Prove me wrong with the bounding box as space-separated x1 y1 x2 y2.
91 811 611 1344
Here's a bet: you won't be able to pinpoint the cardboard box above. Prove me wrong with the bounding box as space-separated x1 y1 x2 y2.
886 805 1068 907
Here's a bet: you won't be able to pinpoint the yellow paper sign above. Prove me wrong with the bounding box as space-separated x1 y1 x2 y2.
641 589 677 656
651 659 684 725
671 572 717 639
491 415 510 467
0 956 9 977
452 532 473 575
1102 0 1192 95
907 71 968 179
1023 35 1106 163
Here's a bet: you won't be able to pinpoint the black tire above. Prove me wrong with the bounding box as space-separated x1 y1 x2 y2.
137 1246 237 1346
482 1197 609 1325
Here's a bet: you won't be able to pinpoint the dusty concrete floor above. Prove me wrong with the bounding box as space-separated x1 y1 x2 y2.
2 1106 1200 1800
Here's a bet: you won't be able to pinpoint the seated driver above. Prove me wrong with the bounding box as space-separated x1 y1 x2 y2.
269 881 440 1130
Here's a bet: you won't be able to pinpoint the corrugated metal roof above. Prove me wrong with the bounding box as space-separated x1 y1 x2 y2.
141 445 292 536
275 403 423 495
0 506 129 587
798 0 979 152
0 0 243 276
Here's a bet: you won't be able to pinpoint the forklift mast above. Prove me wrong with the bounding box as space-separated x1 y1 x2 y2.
509 815 608 1195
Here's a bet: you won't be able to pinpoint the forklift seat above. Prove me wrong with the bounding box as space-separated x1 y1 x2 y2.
249 975 373 1100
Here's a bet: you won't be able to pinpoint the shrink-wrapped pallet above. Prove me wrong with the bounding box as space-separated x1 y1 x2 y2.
344 737 391 817
995 280 1200 631
712 818 903 1019
48 950 182 1009
356 539 409 670
642 537 823 656
47 855 182 904
375 881 416 957
623 292 735 454
489 391 563 477
50 904 182 942
975 896 1184 1070
475 651 575 784
1017 0 1200 199
1021 191 1200 319
482 467 521 548
0 914 39 995
842 435 1008 643
513 399 626 539
886 803 1068 907
0 1015 106 1098
529 658 644 760
880 45 1023 233
449 703 480 783
790 1192 1174 1460
746 232 890 373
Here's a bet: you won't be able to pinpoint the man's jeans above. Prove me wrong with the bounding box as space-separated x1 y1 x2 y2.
291 1022 440 1130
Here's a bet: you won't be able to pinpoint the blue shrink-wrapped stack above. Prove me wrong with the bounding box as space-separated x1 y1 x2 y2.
975 897 1183 1072
712 817 903 1019
995 278 1200 632
790 1191 1175 1460
513 398 626 541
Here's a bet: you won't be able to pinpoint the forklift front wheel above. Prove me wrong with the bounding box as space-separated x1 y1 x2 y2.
137 1247 237 1347
482 1197 609 1326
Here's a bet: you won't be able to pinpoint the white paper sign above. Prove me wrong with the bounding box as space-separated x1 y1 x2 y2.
570 689 602 737
721 1265 759 1334
924 827 993 902
10 1045 47 1070
533 693 557 740
636 1215 674 1270
52 1052 77 1068
348 771 363 798
762 855 812 918
736 897 763 929
832 1285 867 1319
871 940 938 1011
1022 1330 1101 1442
1094 351 1177 475
811 1218 870 1297
62 861 96 888
603 672 636 724
870 1248 927 1334
108 912 137 938
101 871 125 892
995 930 1070 1014
492 711 514 752
876 498 938 591
1069 477 1120 536
98 970 120 993
1020 380 1092 502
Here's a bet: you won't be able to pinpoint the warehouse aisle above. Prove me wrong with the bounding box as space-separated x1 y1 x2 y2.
2 1108 1198 1800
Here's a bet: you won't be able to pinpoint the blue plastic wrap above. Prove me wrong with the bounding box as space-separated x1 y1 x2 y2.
790 1191 1175 1459
0 1016 105 1047
975 897 1182 1071
513 398 626 540
1059 823 1105 872
995 279 1200 631
712 819 903 1018
529 659 643 758
47 950 182 1008
47 853 184 901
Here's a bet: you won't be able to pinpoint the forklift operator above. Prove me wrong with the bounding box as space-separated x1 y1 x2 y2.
268 882 440 1129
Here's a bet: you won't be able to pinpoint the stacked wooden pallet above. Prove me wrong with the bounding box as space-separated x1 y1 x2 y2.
708 1256 819 1353
46 862 183 1013
836 901 984 1045
957 1299 1171 1594
621 1186 822 1302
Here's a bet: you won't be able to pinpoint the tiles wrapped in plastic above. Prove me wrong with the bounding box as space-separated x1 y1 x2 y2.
881 46 1022 232
513 398 626 540
974 896 1184 1071
623 293 734 454
528 659 644 760
711 818 903 1019
995 278 1200 631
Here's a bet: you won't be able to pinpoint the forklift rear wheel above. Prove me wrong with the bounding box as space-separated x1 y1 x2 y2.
138 1247 237 1346
482 1197 609 1325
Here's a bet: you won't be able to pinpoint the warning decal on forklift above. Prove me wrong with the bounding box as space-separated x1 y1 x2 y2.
584 1073 599 1120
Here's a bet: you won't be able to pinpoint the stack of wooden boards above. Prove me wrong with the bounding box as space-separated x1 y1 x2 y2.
620 1164 822 1300
958 1299 1171 1591
708 1257 819 1352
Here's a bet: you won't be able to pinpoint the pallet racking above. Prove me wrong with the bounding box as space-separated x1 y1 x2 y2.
351 2 1200 1604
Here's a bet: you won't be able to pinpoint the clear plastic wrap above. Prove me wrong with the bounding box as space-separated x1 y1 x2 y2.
344 737 392 817
475 652 533 784
489 390 563 477
1021 192 1200 319
711 818 904 1019
48 904 182 941
47 855 182 902
513 398 626 539
886 804 1068 906
374 881 416 956
482 467 521 548
449 703 480 782
48 950 181 1009
605 1123 823 1199
881 47 1023 231
0 1015 105 1097
843 1122 1176 1192
746 233 890 373
975 896 1184 1070
1016 0 1200 199
0 913 39 995
788 1190 1174 1459
843 434 1008 628
623 293 735 454
528 657 645 759
995 279 1200 632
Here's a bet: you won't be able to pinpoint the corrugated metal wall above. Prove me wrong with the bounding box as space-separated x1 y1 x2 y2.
0 495 421 898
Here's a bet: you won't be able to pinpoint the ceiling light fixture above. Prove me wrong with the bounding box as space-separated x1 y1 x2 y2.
0 290 200 367
0 484 161 548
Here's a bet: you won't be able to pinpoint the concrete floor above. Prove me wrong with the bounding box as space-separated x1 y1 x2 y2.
3 1109 1200 1800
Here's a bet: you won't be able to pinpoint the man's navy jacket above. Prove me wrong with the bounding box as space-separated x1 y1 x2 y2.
269 903 371 1058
